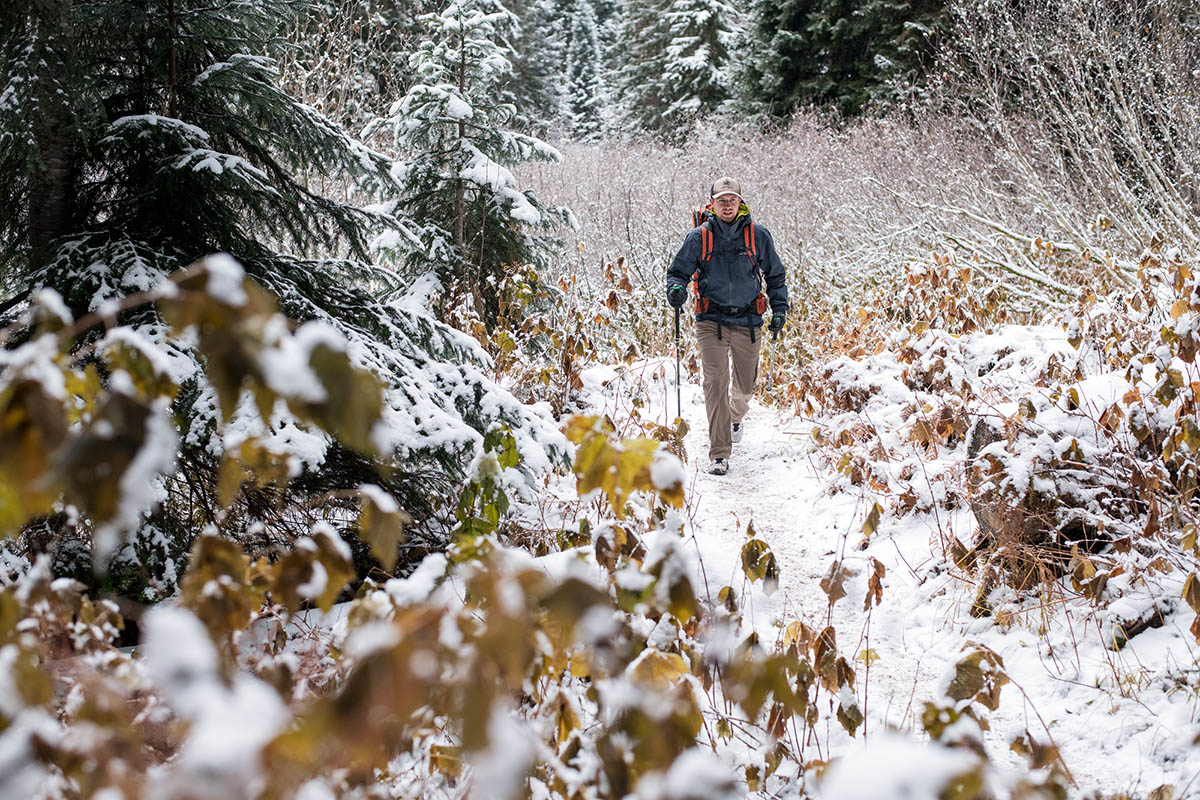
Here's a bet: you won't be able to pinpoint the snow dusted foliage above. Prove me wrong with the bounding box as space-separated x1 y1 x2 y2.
366 0 574 328
614 0 741 141
279 0 437 130
932 0 1200 253
0 256 570 606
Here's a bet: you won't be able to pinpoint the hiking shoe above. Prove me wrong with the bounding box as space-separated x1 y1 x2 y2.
732 421 744 443
708 458 729 475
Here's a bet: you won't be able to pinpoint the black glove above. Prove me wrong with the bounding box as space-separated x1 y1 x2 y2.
768 310 785 332
667 284 687 309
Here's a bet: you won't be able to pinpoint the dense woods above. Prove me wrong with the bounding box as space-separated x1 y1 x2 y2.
2 0 1199 797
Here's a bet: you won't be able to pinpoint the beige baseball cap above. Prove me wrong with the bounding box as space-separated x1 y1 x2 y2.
710 176 742 199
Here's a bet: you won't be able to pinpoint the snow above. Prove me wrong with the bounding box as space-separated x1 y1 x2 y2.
638 747 739 799
102 114 211 144
650 450 685 491
142 607 289 798
199 253 249 307
468 709 536 800
817 733 978 800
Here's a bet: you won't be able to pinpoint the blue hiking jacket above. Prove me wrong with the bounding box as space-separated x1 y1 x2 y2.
666 207 788 328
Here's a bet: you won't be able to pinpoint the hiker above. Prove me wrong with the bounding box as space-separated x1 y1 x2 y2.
666 177 788 475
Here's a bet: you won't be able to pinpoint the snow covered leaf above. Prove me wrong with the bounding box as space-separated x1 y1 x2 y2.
159 261 280 423
103 341 179 403
718 585 737 613
274 526 355 613
538 577 611 644
837 699 863 737
289 342 386 457
568 415 673 518
945 646 1008 712
179 534 264 647
358 484 412 572
56 392 159 528
595 524 644 571
741 539 779 593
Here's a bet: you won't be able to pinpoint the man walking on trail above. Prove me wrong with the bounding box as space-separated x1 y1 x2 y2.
666 177 788 475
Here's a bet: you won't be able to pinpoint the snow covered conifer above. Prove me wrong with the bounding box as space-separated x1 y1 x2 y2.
368 0 573 328
615 0 741 140
735 0 944 118
561 0 606 139
0 0 568 594
504 0 566 130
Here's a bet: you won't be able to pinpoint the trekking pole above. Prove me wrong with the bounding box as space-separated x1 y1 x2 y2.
766 328 779 392
673 306 682 421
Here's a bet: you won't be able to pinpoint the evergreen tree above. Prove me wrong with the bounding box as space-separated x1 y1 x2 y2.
562 0 605 139
0 0 566 591
615 0 741 141
367 0 573 327
505 0 565 131
736 0 946 118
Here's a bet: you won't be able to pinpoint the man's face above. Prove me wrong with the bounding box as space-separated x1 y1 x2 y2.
712 193 741 222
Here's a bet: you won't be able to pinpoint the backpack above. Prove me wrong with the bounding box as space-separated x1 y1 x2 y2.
689 204 768 316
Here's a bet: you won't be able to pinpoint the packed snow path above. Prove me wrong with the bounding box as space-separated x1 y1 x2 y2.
676 384 966 745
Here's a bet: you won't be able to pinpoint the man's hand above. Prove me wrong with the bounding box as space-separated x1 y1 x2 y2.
769 310 785 332
667 284 687 309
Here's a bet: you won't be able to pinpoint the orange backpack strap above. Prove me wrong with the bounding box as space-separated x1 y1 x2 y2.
699 223 713 262
743 222 757 258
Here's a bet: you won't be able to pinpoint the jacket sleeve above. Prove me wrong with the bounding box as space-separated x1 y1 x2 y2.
666 229 702 296
759 227 789 314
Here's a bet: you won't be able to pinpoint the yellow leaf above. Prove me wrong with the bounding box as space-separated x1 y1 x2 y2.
551 692 579 745
861 501 883 539
1183 572 1200 614
629 649 689 688
0 379 68 535
430 744 463 778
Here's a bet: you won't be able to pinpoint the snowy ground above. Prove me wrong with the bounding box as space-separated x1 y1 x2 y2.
579 355 1200 798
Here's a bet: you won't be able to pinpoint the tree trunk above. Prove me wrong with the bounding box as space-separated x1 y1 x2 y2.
28 0 76 263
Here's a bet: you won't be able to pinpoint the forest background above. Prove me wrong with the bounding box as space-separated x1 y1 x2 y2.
2 0 1200 797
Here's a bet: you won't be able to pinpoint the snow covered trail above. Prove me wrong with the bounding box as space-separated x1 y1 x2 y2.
675 382 967 741
592 356 1200 796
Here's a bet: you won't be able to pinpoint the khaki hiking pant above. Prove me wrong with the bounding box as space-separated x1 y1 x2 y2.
696 321 762 460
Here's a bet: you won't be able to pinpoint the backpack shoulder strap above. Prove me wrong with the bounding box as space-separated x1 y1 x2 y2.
699 220 713 262
743 221 757 258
